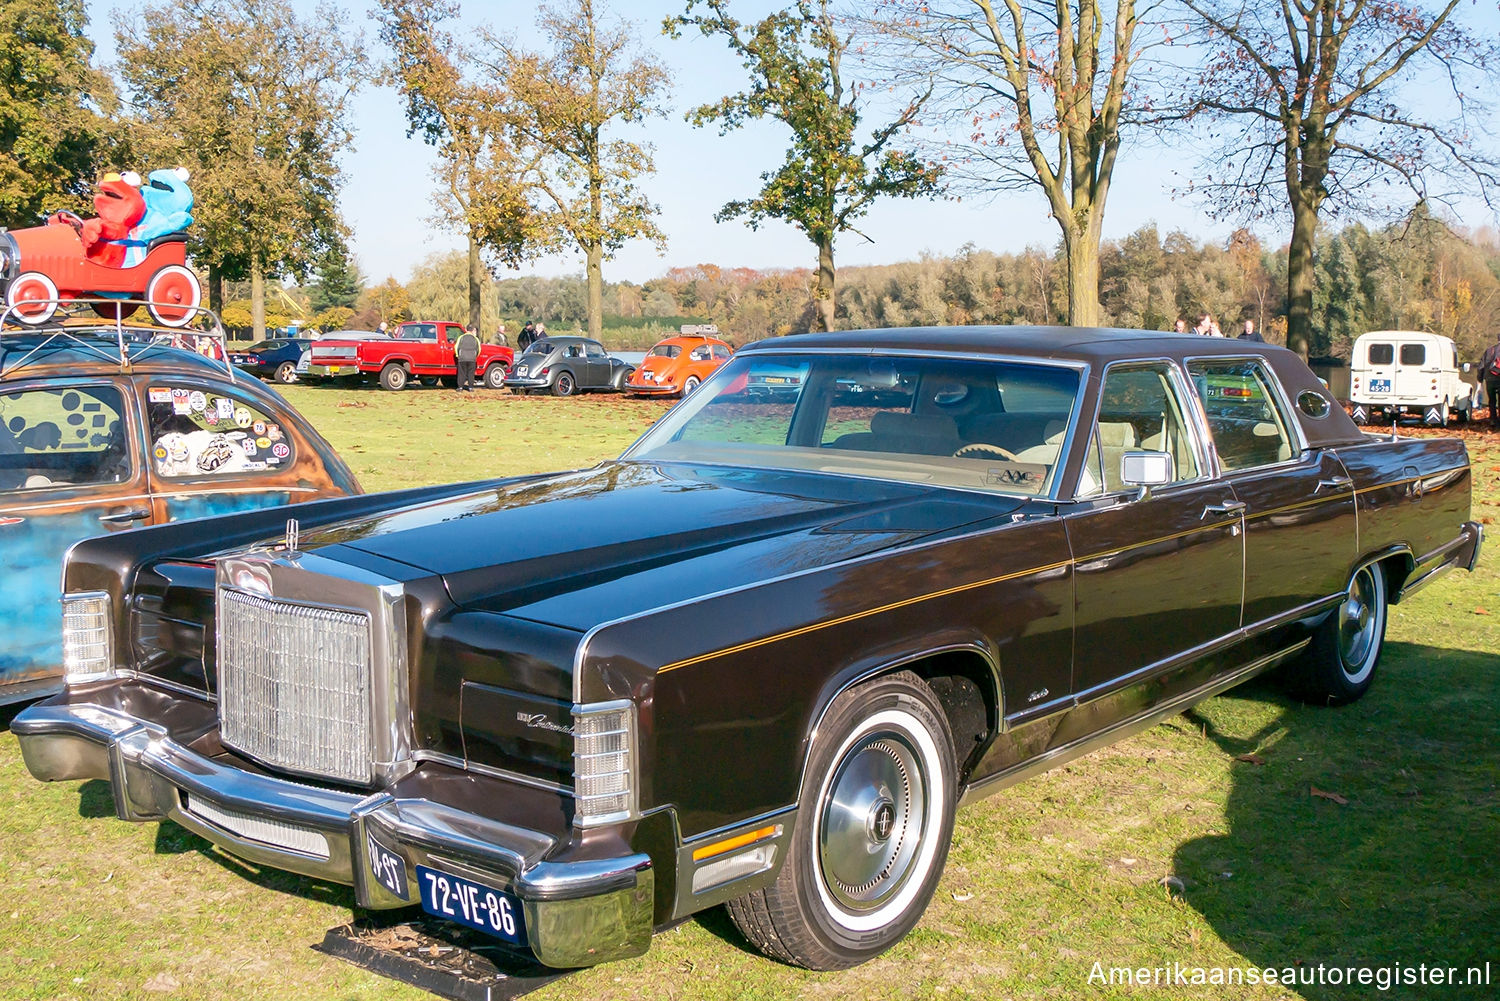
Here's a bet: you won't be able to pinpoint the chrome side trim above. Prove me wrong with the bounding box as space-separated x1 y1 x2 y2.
1395 521 1485 603
961 640 1310 806
409 749 573 794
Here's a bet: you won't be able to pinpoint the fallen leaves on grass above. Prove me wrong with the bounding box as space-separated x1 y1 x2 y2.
1475 607 1490 616
1235 752 1266 765
1310 786 1349 805
335 401 368 408
952 891 974 902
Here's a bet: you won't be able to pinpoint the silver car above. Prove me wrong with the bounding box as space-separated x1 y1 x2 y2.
503 336 634 396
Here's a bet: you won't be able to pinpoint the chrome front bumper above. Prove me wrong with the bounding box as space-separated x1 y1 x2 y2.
13 701 653 969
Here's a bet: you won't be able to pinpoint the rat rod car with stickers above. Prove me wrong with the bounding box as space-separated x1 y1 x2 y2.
14 327 1481 971
0 301 359 705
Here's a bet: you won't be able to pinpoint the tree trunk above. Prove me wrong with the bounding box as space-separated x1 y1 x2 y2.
207 262 223 316
250 255 266 341
467 232 483 331
585 241 604 341
1286 197 1318 360
1064 231 1101 327
586 172 604 340
812 234 836 332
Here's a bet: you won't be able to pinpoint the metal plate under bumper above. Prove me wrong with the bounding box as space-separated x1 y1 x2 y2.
12 700 654 969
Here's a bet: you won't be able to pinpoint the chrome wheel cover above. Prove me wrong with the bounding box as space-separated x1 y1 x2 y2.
818 732 929 914
1337 566 1382 683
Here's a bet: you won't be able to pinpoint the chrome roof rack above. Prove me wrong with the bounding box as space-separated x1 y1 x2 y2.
0 297 236 383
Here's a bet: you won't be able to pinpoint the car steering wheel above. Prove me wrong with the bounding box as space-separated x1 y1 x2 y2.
49 209 85 235
953 443 1020 461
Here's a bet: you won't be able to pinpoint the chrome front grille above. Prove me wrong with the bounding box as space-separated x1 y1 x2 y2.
217 589 374 785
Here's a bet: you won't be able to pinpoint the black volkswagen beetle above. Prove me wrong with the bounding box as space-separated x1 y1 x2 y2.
503 336 634 396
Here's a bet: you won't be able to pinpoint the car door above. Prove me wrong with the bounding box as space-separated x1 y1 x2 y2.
140 377 312 523
584 341 611 387
0 378 148 697
1063 362 1244 700
1393 340 1430 401
1186 357 1356 627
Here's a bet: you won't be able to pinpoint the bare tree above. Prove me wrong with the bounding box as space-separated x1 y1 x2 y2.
871 0 1165 326
1176 0 1498 358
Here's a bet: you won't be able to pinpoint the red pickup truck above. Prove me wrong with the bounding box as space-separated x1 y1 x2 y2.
308 321 513 390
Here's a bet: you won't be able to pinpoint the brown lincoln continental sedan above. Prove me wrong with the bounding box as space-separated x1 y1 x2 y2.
15 326 1482 972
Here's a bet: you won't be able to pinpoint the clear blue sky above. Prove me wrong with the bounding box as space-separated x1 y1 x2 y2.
86 0 1498 287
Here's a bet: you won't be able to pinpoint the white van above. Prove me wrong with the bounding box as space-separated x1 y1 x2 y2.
1348 330 1479 425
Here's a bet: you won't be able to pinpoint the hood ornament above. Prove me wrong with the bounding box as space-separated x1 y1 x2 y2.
284 518 299 554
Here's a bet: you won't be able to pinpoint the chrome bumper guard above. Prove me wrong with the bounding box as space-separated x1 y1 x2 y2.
13 702 653 969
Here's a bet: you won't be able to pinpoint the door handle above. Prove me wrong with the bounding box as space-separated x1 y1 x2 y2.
1316 475 1353 492
99 509 150 525
1201 499 1246 519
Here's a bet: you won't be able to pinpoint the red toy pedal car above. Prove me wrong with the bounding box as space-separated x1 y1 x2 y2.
0 219 201 328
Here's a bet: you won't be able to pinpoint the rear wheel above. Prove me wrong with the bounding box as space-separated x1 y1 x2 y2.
682 375 701 397
726 671 956 970
484 364 508 389
273 361 297 384
5 272 59 324
1286 562 1388 706
552 371 576 397
145 264 201 327
379 363 409 391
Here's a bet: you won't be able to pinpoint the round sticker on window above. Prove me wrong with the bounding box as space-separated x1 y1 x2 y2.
188 391 207 412
234 408 252 428
271 442 289 459
252 421 266 435
256 436 271 449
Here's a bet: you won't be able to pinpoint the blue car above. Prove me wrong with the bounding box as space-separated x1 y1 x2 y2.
1 315 358 705
229 337 311 384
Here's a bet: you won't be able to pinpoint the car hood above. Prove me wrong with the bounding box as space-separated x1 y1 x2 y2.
305 462 1019 631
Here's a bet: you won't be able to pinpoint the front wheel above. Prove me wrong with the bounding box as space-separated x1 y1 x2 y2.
551 371 576 397
1286 562 1388 706
273 361 297 384
379 363 408 391
145 264 201 327
483 364 508 389
5 272 59 324
726 671 956 970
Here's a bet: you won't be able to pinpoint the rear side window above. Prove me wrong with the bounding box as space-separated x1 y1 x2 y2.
146 386 294 478
1368 343 1394 365
1400 343 1425 365
0 385 131 491
1187 361 1296 471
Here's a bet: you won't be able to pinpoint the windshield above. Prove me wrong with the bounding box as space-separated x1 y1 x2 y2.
627 352 1082 497
648 344 682 358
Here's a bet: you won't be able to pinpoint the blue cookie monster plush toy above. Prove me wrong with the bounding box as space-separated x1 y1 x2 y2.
123 167 194 267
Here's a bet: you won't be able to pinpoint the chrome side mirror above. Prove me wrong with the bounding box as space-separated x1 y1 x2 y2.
1121 450 1174 497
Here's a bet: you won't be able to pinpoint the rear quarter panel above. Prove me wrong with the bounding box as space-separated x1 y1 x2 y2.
1335 435 1472 571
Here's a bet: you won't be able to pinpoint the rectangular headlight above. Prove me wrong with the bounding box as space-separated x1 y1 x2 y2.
62 592 114 683
573 701 637 826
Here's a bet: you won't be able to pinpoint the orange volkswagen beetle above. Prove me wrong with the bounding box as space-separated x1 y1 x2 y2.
625 326 732 397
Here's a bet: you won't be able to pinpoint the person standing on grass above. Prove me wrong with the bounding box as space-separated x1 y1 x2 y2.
455 325 481 393
1238 318 1264 342
1481 333 1500 428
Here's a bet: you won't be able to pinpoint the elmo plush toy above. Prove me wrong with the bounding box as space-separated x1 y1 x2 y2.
74 172 147 267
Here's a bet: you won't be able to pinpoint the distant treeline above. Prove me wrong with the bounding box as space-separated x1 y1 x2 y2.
384 210 1499 359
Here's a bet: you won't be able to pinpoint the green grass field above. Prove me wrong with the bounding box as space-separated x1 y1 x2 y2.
1 384 1496 1000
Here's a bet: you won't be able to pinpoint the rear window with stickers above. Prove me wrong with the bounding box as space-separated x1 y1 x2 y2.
146 386 294 478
